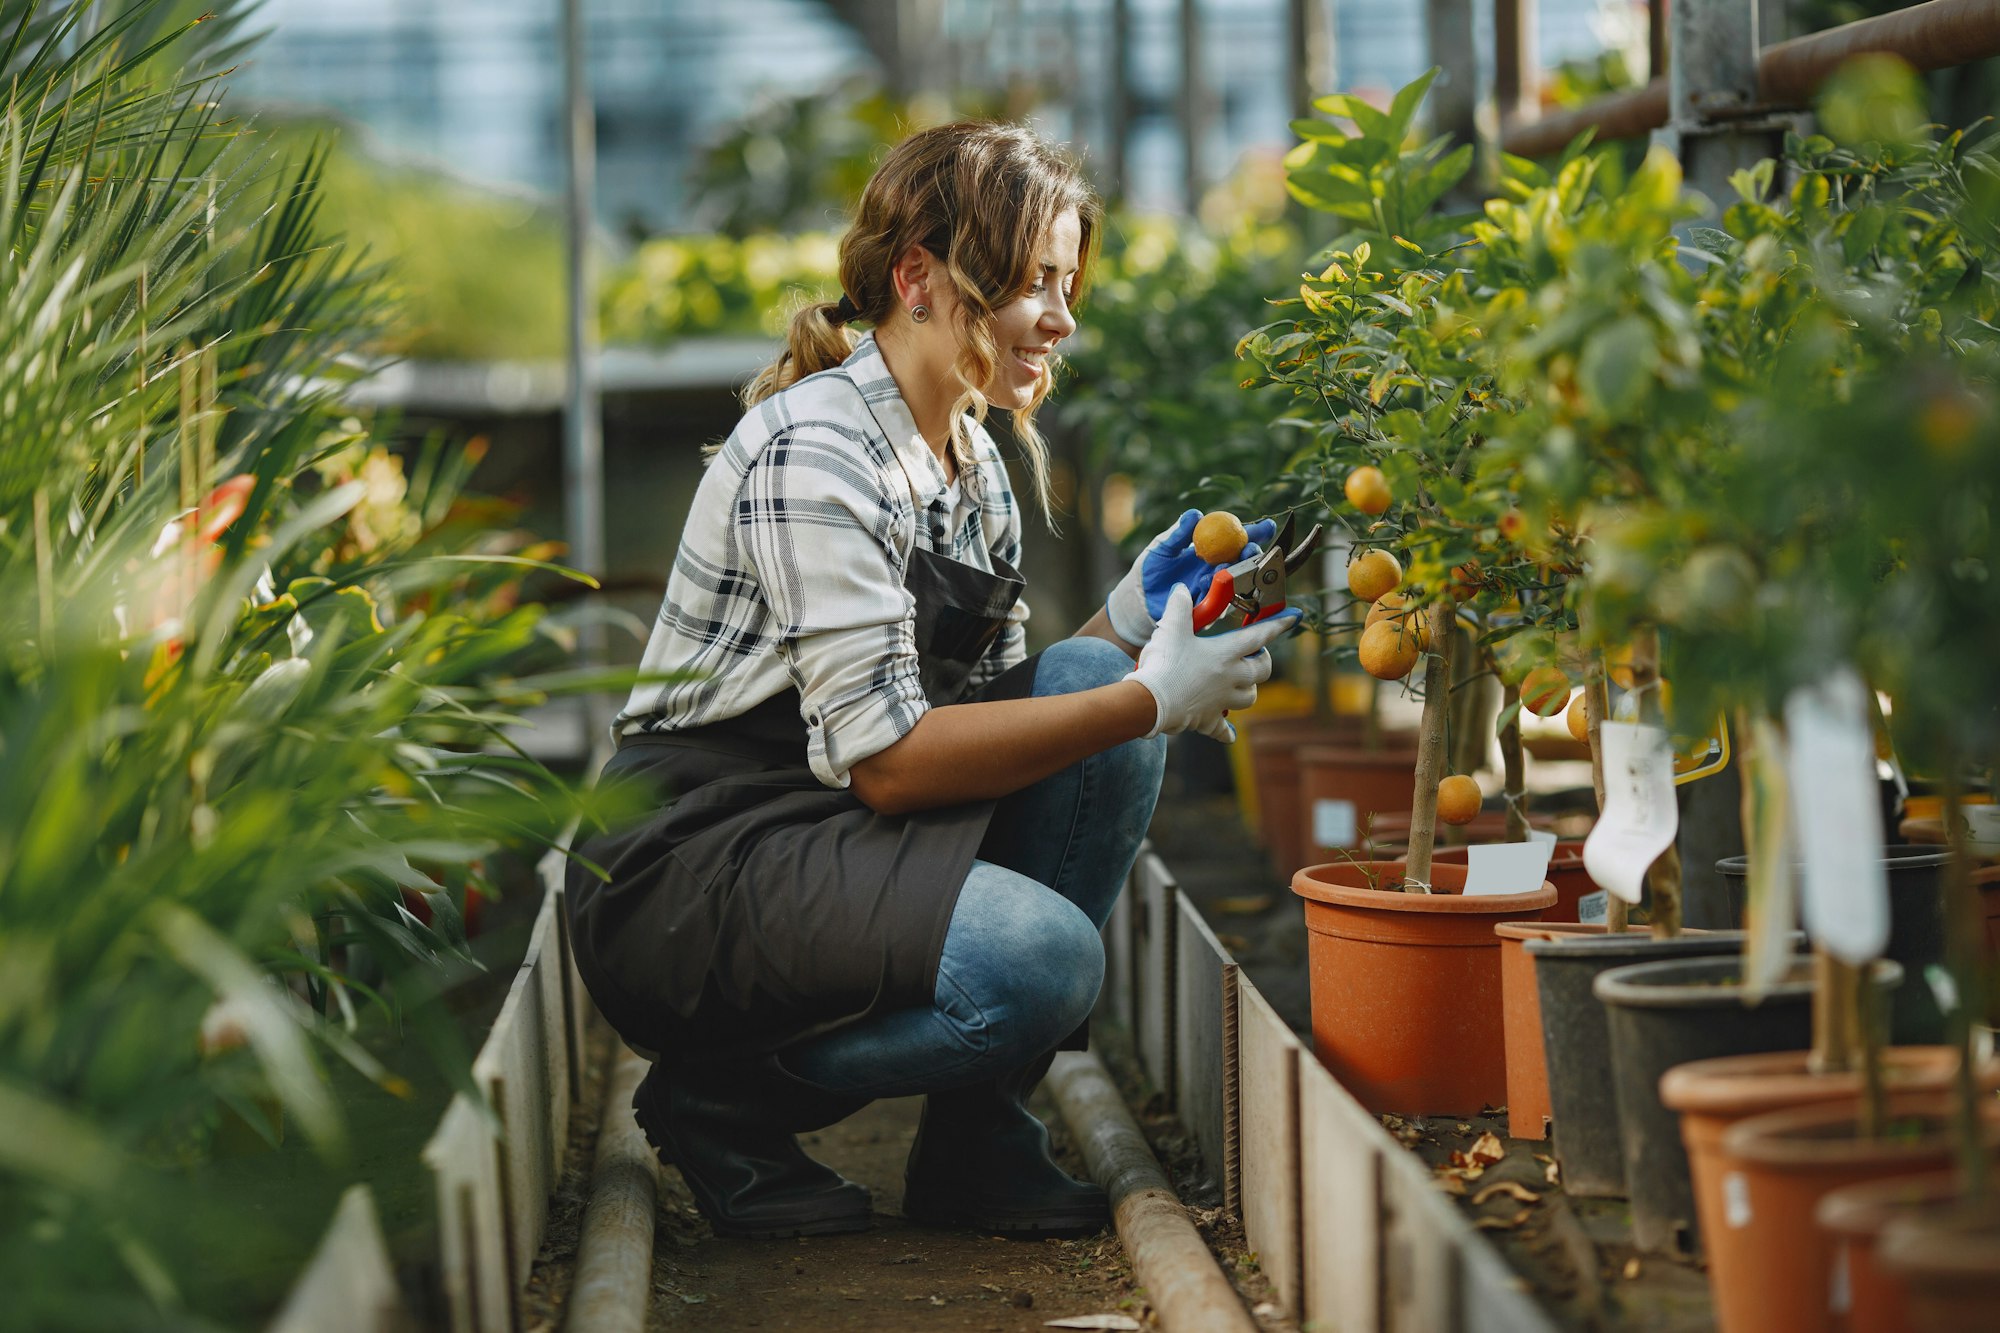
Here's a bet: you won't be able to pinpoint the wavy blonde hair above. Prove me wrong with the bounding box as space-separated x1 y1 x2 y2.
743 121 1101 523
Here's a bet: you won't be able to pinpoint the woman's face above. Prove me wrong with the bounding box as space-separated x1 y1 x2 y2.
981 209 1082 411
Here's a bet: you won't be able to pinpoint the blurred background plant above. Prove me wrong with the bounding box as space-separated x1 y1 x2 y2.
0 3 622 1326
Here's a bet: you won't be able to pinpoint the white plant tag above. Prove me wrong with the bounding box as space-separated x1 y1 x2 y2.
1742 715 1798 1003
1528 828 1559 846
1465 840 1556 897
1723 1171 1753 1229
1313 798 1357 849
1584 721 1679 904
1783 667 1890 964
1578 890 1608 923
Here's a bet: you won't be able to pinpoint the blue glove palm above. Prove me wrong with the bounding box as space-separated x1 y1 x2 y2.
1106 508 1278 646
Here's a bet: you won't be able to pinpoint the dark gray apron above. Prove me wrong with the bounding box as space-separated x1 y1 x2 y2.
567 544 1029 1063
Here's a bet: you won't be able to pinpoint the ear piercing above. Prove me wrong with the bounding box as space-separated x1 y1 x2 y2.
911 304 931 323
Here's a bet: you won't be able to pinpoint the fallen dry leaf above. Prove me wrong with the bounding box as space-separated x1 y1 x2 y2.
1471 1181 1542 1207
1473 1209 1533 1230
1624 1257 1642 1280
1455 1122 1473 1134
1436 1174 1468 1196
1545 1159 1561 1185
1252 1301 1280 1317
1210 894 1274 915
982 1283 1005 1294
1044 1318 1142 1332
1445 1151 1488 1177
1468 1131 1505 1165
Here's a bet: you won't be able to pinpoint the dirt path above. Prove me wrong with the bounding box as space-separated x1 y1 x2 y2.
644 1095 1144 1330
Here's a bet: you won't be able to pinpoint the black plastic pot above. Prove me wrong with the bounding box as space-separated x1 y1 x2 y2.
1593 955 1902 1257
1716 845 1947 1043
1525 930 1750 1199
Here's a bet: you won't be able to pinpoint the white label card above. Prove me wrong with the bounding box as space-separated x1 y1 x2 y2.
1528 828 1559 846
1464 840 1556 897
1584 721 1679 904
1313 798 1357 849
1783 666 1890 964
1578 890 1608 923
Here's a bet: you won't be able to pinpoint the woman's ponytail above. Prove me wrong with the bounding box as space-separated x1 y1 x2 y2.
742 299 855 408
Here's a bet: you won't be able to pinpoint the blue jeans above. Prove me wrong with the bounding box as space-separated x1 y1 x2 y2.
781 637 1166 1097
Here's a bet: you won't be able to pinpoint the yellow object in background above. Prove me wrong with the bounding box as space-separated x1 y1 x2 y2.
1226 681 1311 837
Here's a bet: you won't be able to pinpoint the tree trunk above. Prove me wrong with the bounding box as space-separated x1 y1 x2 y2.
1501 676 1528 842
1404 601 1457 891
1942 775 1991 1196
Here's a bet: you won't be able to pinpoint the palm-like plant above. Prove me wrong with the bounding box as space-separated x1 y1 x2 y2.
0 5 616 1325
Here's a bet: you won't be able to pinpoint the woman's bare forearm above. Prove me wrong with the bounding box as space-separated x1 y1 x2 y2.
846 680 1156 815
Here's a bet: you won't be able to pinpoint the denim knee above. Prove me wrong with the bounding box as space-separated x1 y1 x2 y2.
945 864 1105 1064
1034 636 1137 696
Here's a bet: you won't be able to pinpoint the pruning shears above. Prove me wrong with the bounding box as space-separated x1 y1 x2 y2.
1191 513 1325 633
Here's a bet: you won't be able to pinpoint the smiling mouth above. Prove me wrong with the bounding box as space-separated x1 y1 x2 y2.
1013 348 1051 377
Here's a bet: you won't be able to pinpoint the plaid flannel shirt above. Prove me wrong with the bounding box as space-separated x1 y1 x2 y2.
616 333 1030 789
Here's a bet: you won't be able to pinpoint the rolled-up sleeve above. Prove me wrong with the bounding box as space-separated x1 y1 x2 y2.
735 430 926 788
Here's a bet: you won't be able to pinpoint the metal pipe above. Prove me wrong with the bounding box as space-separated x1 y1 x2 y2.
565 1052 658 1333
1048 1051 1260 1333
562 0 608 761
1502 0 2000 159
1424 0 1482 154
1494 0 1539 127
1107 0 1131 202
1179 0 1206 213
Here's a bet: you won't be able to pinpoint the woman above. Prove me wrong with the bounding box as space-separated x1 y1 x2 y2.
567 121 1296 1241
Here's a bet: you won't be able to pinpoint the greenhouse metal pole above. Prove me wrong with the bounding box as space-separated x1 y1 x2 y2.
1107 0 1131 200
1494 0 1538 127
1669 0 1781 204
1179 0 1206 212
562 0 608 761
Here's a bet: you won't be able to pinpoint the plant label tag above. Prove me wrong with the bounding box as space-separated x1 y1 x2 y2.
1528 828 1559 846
1313 798 1357 849
1578 890 1608 923
1584 721 1678 904
1783 666 1890 963
1465 841 1555 896
1723 1171 1752 1228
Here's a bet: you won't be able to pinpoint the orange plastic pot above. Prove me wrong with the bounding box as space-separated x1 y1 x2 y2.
1246 719 1364 874
1495 921 1646 1140
1705 1094 1996 1333
1661 1046 1983 1331
1817 1172 1961 1333
1293 860 1555 1116
1879 1194 2000 1333
1425 840 1598 923
1296 745 1419 862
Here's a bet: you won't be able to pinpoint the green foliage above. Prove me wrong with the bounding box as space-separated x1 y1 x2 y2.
253 118 570 362
1057 214 1305 544
600 229 841 345
0 4 622 1324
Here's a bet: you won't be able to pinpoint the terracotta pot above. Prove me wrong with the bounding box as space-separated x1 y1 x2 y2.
1495 921 1647 1140
1879 1193 2000 1333
1662 1047 1977 1322
1817 1172 1962 1333
1295 744 1419 863
1708 1095 1997 1333
1293 860 1555 1116
1245 718 1366 874
1428 840 1599 923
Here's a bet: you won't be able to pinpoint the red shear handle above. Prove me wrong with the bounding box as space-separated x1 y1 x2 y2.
1191 569 1234 632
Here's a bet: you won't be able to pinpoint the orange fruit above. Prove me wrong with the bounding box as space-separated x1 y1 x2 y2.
1364 591 1431 648
1358 619 1423 680
1521 666 1570 717
1449 561 1483 601
1565 691 1589 742
1498 509 1527 542
1437 775 1482 825
1347 548 1402 602
1192 511 1249 565
1344 465 1392 516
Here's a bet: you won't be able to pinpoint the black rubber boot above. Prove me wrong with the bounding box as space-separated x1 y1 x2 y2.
632 1055 874 1239
901 1051 1110 1235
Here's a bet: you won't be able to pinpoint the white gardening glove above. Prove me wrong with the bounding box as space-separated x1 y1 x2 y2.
1105 509 1278 646
1126 584 1300 743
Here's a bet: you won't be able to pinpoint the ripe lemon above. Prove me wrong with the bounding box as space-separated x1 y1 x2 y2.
1358 619 1422 680
1347 548 1402 602
1364 591 1431 649
1344 465 1392 516
1192 511 1249 565
1565 691 1590 742
1521 666 1570 717
1437 775 1482 825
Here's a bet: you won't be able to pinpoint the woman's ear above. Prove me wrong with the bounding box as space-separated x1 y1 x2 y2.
890 243 934 312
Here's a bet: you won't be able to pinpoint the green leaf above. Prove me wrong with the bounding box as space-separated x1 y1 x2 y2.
1576 316 1661 418
1386 68 1442 145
